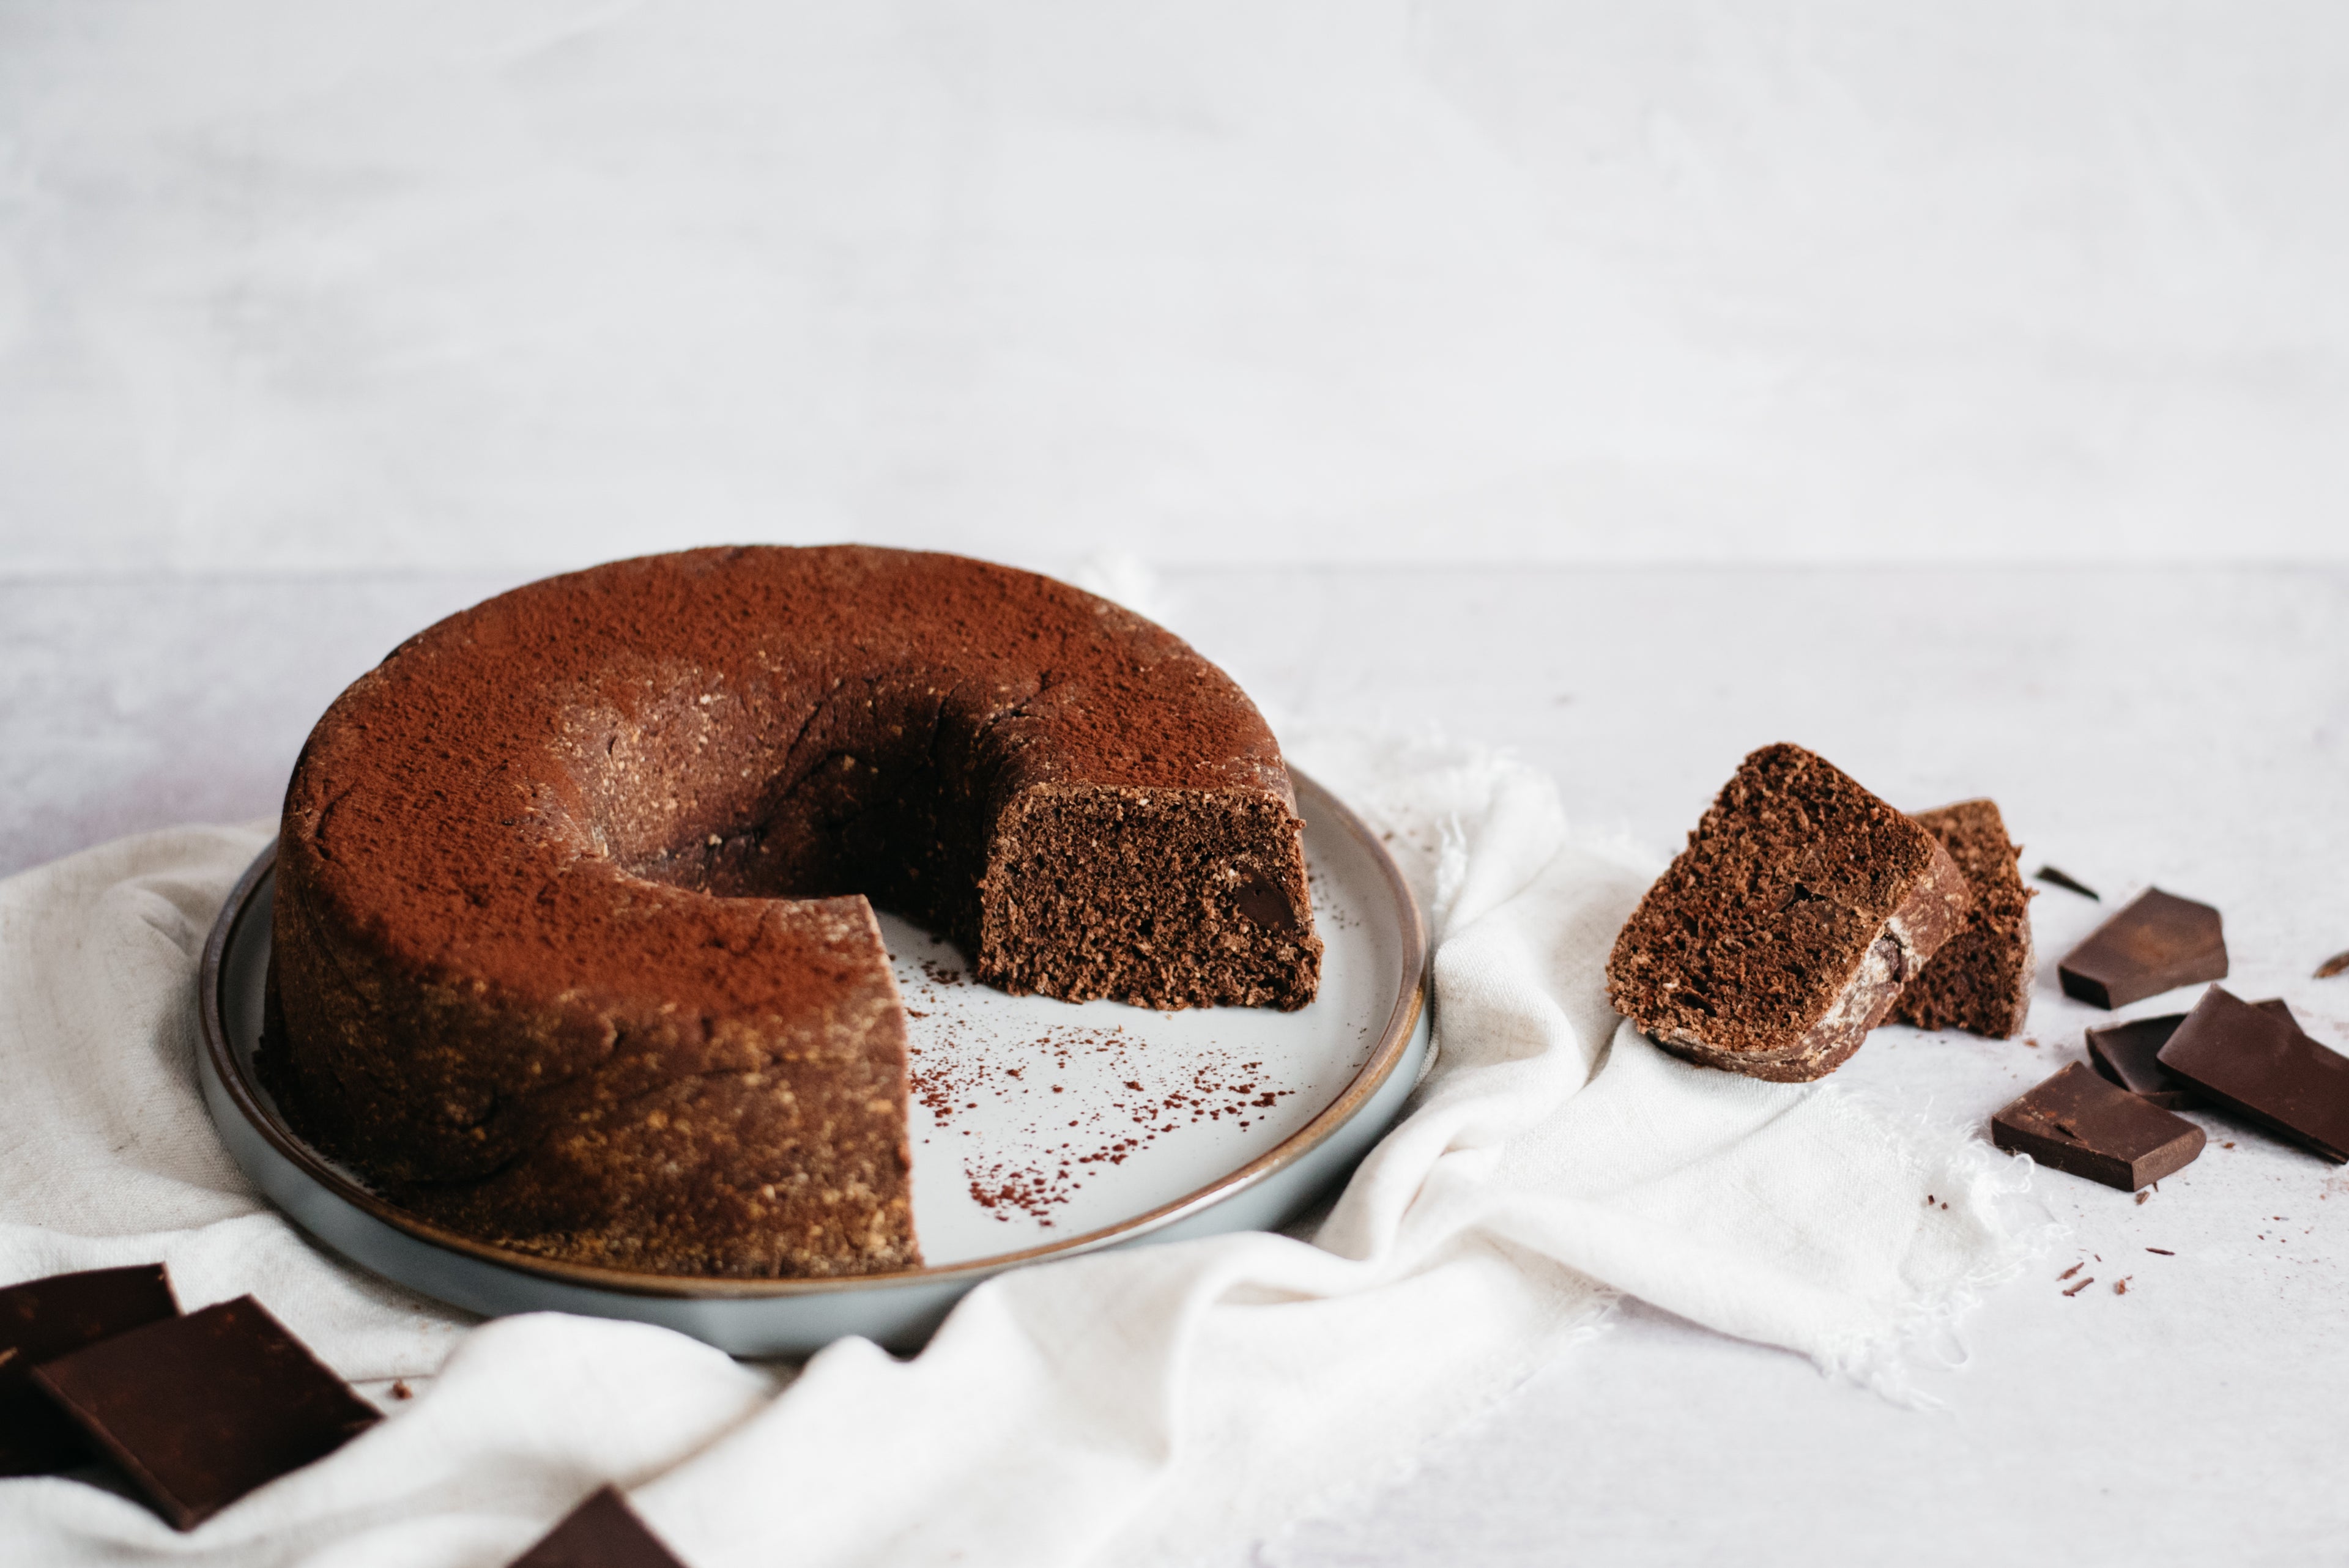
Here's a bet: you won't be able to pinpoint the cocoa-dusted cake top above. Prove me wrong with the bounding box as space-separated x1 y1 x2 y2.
286 545 1294 1016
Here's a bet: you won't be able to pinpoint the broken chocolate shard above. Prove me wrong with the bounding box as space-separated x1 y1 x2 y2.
1991 1062 2206 1191
2317 949 2349 980
0 1264 179 1476
508 1485 688 1568
2156 986 2349 1164
2086 999 2296 1110
31 1295 379 1529
2035 865 2101 900
2057 887 2227 1009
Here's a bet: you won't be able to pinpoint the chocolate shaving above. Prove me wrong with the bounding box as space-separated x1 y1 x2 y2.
2146 1247 2174 1255
2058 1263 2082 1281
2317 949 2349 980
2035 865 2100 900
2063 1277 2095 1297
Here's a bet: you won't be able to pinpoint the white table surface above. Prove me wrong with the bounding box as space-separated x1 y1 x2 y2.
6 564 2347 1565
10 6 2349 577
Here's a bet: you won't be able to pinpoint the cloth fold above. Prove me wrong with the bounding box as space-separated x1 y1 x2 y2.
0 737 2029 1567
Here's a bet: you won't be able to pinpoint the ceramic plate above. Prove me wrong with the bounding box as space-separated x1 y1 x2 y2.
198 771 1428 1356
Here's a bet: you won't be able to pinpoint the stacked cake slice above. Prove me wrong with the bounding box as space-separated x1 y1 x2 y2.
1610 743 2349 1205
1606 744 2035 1082
1891 799 2036 1038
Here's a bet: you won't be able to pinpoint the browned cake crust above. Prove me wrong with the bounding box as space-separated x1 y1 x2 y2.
264 546 1321 1278
1890 799 2035 1038
1605 744 1972 1082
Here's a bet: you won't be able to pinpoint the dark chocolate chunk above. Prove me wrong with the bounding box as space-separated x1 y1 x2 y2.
2086 998 2296 1110
31 1295 379 1529
1233 868 1302 934
2057 887 2227 1009
508 1485 687 1568
2317 949 2349 980
0 1264 179 1476
2035 865 2101 900
1990 1062 2206 1191
2157 986 2349 1163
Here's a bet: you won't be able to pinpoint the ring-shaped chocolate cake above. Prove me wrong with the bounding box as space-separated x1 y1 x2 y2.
263 546 1322 1278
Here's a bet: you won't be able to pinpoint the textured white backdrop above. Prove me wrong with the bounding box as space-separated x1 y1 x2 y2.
4 1 2346 575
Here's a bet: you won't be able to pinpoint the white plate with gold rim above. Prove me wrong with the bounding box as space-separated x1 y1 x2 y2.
197 771 1428 1358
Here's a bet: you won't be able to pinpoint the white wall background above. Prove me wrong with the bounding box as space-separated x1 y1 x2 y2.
3 0 2344 576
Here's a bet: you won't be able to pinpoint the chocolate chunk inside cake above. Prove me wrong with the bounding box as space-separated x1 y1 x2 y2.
1890 798 2035 1038
262 546 1321 1279
1605 743 1972 1082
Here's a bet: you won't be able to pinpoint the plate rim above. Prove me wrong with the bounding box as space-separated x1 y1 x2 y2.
198 768 1428 1300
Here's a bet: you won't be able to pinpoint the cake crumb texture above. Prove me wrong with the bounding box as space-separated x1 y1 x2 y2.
1890 798 2035 1038
1605 743 1971 1082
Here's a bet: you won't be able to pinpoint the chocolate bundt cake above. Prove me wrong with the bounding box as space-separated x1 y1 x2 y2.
264 546 1322 1279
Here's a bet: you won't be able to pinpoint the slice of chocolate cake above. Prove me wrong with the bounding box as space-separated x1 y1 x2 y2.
1890 799 2035 1038
1606 744 1972 1082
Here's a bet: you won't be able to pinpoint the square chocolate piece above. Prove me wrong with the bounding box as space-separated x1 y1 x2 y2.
0 1264 179 1476
2058 887 2227 1009
31 1295 380 1529
2158 986 2349 1163
1990 1062 2206 1191
509 1485 687 1568
2087 998 2297 1110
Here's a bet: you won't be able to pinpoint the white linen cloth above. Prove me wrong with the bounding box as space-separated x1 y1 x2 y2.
0 735 2032 1567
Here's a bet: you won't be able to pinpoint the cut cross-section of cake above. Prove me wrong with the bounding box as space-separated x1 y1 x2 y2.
1890 798 2036 1038
1606 744 1973 1082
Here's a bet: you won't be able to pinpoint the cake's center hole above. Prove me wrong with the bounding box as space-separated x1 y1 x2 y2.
569 673 1010 949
